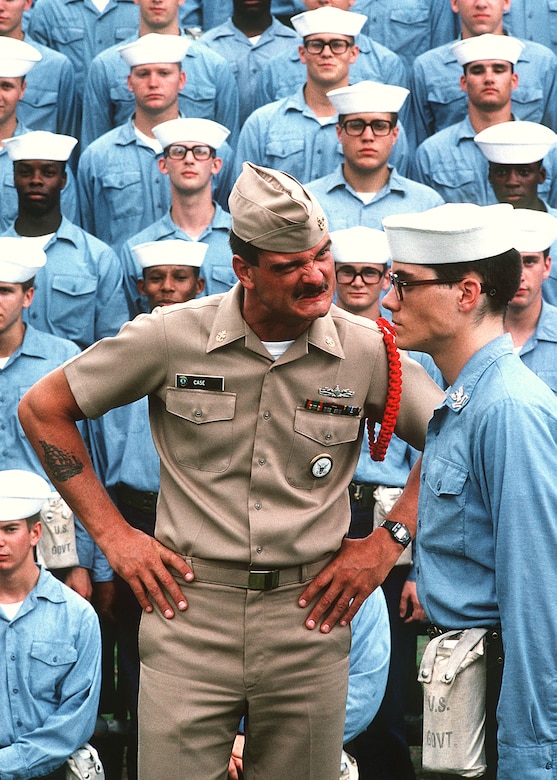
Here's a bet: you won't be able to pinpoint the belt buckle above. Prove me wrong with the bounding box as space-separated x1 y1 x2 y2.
248 569 280 590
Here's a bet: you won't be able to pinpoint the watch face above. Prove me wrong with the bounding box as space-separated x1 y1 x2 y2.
394 527 410 543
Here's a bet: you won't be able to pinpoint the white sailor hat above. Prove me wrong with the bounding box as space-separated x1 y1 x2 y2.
327 80 409 116
118 33 191 67
3 130 77 161
0 237 46 282
511 209 557 253
0 470 51 522
291 7 366 38
229 162 328 252
132 240 208 270
331 226 390 265
451 33 524 67
474 121 557 164
0 37 42 77
382 203 516 265
152 118 230 152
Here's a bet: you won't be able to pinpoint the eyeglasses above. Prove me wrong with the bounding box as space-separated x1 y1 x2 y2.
304 38 351 55
340 118 394 137
165 144 214 161
388 272 465 301
336 266 385 285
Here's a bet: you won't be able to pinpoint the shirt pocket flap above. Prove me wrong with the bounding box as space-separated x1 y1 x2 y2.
432 166 476 188
390 6 429 24
426 458 468 497
52 27 84 44
102 170 143 191
166 387 236 425
52 274 97 297
31 640 77 666
293 407 361 447
266 138 305 159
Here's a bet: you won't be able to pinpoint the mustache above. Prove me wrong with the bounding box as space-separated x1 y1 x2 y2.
294 282 330 300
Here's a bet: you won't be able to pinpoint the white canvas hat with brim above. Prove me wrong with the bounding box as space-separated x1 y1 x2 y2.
382 203 516 265
511 209 557 253
0 470 51 522
0 237 46 282
331 226 390 265
0 37 42 77
3 130 77 161
327 80 409 115
152 118 230 151
118 33 191 67
132 240 208 269
291 7 366 38
451 33 524 66
474 121 557 164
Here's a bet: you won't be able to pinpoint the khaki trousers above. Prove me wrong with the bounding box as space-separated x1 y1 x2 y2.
138 578 350 780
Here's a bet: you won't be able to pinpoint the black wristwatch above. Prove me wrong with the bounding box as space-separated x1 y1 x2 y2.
379 519 412 549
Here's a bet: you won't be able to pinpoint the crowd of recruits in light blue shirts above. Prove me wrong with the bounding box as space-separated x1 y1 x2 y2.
4 0 557 776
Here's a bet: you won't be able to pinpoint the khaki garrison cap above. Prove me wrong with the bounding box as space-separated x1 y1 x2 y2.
229 162 328 252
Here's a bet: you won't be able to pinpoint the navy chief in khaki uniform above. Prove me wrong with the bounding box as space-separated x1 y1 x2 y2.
18 163 443 780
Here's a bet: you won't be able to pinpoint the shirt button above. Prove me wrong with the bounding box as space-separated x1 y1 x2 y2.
254 501 262 510
13 687 18 693
263 411 271 420
258 457 266 466
194 409 202 418
256 546 262 554
325 432 332 441
10 654 15 660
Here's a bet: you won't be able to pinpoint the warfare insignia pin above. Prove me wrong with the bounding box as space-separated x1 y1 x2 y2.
319 385 355 399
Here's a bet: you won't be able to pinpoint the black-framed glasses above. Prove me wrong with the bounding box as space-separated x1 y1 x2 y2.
340 118 394 137
388 272 465 301
165 144 214 161
336 266 385 285
304 38 351 55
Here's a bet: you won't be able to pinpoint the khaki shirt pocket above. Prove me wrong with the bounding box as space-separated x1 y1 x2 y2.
165 388 236 472
286 407 361 490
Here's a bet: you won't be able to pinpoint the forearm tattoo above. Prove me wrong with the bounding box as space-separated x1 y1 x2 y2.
39 440 84 482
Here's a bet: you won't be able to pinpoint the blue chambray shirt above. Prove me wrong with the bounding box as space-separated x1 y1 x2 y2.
253 33 409 117
0 123 79 231
0 567 102 779
3 218 128 349
200 18 298 127
20 35 78 138
416 334 557 777
518 301 557 393
410 37 557 148
307 165 444 232
27 0 139 99
119 206 234 317
81 35 240 150
78 119 234 252
503 1 557 59
413 116 556 205
235 86 410 184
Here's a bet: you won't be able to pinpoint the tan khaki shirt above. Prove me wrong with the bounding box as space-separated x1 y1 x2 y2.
65 284 443 567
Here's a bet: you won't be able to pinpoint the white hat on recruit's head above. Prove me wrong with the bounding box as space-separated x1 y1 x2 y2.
331 226 390 265
152 118 230 152
0 237 46 283
474 121 557 164
511 209 557 253
451 33 524 67
0 470 51 522
0 37 42 77
2 130 77 162
118 33 191 67
382 203 517 265
291 7 366 38
327 80 409 116
132 240 208 270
